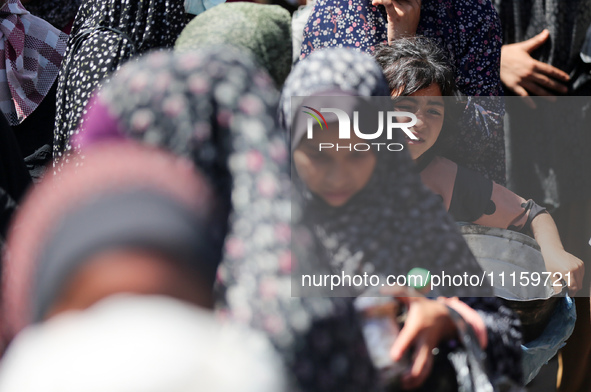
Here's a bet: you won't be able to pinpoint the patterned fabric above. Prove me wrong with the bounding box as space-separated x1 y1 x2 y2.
2 142 215 348
0 0 67 126
78 47 380 391
299 0 507 185
282 48 523 383
52 0 186 163
175 2 292 87
23 0 82 30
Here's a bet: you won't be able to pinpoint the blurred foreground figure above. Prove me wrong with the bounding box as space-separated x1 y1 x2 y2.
0 295 285 392
0 142 285 391
2 142 222 344
79 48 381 391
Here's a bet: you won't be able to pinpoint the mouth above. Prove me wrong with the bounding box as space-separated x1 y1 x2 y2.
405 133 424 145
321 190 354 204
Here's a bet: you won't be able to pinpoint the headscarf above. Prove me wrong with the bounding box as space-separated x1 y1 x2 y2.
23 0 82 30
175 2 292 87
78 47 381 391
299 0 507 185
0 295 287 392
0 0 68 126
282 48 488 296
52 0 186 161
2 142 221 344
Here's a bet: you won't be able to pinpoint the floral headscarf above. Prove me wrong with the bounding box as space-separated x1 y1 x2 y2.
77 47 381 391
52 0 186 162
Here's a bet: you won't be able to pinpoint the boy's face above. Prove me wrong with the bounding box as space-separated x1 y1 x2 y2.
293 124 376 207
393 83 445 160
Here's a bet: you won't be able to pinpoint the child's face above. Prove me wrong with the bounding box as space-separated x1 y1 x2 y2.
393 83 445 160
293 124 376 207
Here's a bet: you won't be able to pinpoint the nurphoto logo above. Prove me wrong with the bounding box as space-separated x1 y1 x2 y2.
302 106 418 152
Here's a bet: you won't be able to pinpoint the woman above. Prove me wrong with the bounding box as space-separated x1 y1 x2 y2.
52 0 186 163
299 0 506 186
75 47 382 391
281 47 524 388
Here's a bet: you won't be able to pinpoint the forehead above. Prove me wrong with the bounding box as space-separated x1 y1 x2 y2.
408 83 443 99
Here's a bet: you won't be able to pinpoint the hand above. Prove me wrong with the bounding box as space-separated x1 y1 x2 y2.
372 0 421 43
390 296 457 390
542 249 585 295
500 30 570 109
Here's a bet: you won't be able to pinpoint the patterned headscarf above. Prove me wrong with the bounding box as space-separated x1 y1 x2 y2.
78 47 381 391
175 2 292 87
52 0 186 162
23 0 82 30
0 0 68 126
282 48 489 296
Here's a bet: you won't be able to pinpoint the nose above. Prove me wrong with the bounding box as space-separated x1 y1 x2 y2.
412 113 426 132
325 161 349 189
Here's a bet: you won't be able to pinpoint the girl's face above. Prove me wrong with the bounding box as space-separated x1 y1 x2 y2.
393 83 444 160
293 124 376 207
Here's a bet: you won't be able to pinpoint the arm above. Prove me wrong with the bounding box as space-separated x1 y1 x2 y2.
530 212 585 295
389 294 521 389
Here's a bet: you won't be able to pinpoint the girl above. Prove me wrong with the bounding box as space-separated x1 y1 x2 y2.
281 47 523 389
372 37 584 296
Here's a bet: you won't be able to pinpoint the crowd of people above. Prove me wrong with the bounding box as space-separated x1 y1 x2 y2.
0 0 589 391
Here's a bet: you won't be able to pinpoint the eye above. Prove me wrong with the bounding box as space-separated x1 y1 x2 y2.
395 105 416 113
428 109 443 116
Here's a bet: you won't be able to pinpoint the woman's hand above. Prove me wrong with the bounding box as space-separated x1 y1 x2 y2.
390 295 457 390
372 0 421 44
500 30 570 109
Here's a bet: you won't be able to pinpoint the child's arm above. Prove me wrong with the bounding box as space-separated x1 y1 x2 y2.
530 212 585 295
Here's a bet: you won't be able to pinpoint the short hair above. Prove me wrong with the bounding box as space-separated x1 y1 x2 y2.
373 37 458 97
373 37 462 156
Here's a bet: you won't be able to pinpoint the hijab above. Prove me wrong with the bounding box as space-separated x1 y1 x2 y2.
282 48 490 297
175 2 292 88
77 47 381 391
2 142 221 344
0 0 68 126
52 0 186 162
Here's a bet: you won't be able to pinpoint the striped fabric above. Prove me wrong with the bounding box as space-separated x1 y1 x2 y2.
0 0 67 125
